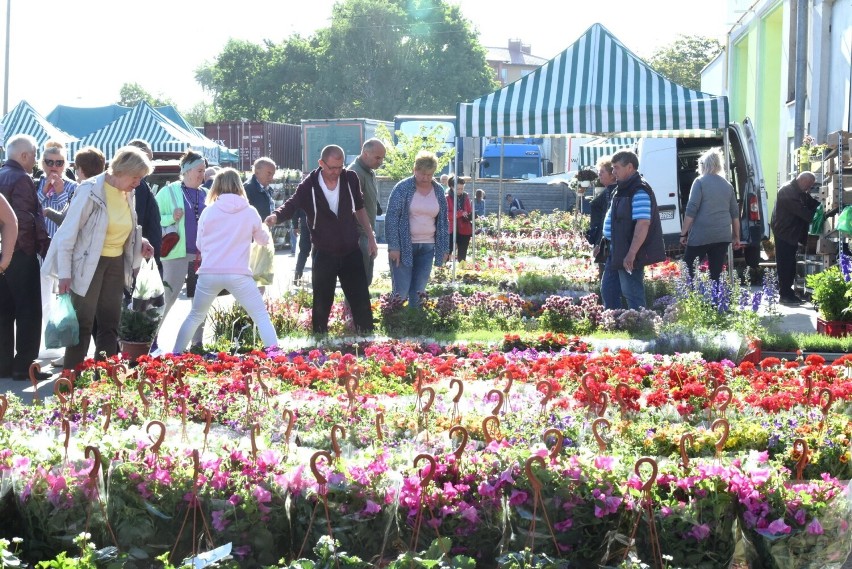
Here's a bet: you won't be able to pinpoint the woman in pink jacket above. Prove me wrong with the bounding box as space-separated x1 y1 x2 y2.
172 169 278 352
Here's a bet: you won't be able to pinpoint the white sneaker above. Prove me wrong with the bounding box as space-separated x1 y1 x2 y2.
51 356 64 367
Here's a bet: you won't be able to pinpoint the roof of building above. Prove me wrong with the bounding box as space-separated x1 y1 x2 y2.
485 46 549 66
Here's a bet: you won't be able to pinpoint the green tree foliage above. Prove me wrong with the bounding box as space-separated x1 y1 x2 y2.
196 0 497 122
374 123 454 181
117 82 174 107
645 35 723 91
181 101 213 127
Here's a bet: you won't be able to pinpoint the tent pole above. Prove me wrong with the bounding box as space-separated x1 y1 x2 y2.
451 139 459 283
497 139 505 257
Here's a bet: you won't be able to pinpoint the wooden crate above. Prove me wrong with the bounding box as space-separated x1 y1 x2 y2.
827 130 852 150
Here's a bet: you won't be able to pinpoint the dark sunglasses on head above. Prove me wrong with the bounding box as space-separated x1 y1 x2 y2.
44 159 65 167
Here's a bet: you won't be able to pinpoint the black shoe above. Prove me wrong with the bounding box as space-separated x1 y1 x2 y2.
13 370 51 382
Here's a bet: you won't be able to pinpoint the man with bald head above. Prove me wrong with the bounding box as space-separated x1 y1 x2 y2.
770 171 820 304
0 134 51 381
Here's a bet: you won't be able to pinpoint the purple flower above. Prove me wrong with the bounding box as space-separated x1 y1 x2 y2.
807 518 824 535
509 489 529 506
687 523 711 541
763 518 792 536
212 509 230 532
362 499 381 516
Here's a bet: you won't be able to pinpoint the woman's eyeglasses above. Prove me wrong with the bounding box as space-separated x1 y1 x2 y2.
44 159 65 167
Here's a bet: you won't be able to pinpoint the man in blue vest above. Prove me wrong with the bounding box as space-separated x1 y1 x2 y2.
599 150 666 310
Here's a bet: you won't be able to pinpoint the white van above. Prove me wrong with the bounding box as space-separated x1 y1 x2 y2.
636 119 769 272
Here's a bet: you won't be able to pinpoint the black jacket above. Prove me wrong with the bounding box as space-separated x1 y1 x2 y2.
770 181 820 247
134 179 162 257
587 184 615 245
245 175 274 220
0 159 49 256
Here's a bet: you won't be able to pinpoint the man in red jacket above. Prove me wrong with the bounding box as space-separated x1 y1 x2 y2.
0 134 51 381
265 145 377 334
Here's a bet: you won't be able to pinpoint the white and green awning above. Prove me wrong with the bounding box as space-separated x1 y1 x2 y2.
578 137 637 167
457 23 728 139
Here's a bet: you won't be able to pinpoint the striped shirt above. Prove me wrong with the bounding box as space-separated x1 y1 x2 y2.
603 190 651 239
37 177 78 237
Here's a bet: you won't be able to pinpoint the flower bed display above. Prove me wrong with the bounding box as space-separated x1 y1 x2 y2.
2 340 852 567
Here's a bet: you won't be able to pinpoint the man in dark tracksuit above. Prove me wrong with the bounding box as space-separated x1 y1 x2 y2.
265 145 377 334
770 172 820 304
0 135 51 381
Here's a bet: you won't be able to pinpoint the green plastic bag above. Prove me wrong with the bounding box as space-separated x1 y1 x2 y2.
44 294 79 349
809 204 825 235
837 206 852 234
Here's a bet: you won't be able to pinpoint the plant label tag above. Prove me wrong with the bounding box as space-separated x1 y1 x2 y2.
186 543 232 568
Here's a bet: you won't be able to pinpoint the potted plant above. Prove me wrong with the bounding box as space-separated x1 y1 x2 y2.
575 167 598 188
118 305 161 360
806 265 852 336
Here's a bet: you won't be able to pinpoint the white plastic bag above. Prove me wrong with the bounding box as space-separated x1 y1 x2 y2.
132 258 165 310
250 240 276 286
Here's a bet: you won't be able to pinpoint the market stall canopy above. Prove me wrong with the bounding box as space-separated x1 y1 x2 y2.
457 23 729 139
67 102 219 163
578 136 638 167
1 100 77 147
46 104 131 138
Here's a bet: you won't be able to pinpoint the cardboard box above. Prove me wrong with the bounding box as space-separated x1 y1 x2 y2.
816 236 838 255
829 174 852 191
827 130 852 150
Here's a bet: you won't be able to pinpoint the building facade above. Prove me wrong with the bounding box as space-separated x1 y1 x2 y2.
704 0 852 207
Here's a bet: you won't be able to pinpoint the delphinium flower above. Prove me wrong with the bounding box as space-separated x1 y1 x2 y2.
840 251 852 282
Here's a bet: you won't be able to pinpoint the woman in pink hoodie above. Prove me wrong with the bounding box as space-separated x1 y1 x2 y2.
172 169 278 352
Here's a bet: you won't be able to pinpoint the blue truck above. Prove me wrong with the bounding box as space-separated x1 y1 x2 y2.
479 141 548 179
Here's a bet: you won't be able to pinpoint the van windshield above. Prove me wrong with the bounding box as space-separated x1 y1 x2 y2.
481 157 540 179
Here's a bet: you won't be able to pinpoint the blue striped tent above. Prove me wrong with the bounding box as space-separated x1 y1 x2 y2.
67 102 219 162
2 100 77 147
578 137 637 168
457 23 728 138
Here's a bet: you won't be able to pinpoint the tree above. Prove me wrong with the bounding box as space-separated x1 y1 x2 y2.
118 82 175 107
374 123 454 181
195 0 497 121
182 101 213 127
645 35 723 91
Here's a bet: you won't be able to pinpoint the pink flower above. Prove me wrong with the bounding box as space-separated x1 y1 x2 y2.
687 523 711 541
764 518 791 536
594 455 614 471
509 490 529 506
807 518 824 535
554 518 573 531
362 499 381 516
212 509 230 532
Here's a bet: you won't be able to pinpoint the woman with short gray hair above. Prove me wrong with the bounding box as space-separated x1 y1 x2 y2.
679 148 741 281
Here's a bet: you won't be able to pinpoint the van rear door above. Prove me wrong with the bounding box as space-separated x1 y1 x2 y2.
730 118 769 246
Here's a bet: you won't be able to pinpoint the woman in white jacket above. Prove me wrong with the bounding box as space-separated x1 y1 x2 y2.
172 168 278 352
41 146 155 370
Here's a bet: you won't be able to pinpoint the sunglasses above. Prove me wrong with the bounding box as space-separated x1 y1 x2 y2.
44 159 65 167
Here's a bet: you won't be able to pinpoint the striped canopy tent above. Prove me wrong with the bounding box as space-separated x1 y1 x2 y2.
1 100 77 148
578 136 637 168
68 102 219 163
457 23 729 139
46 104 131 138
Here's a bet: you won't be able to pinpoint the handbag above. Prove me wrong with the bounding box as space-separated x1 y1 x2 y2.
161 185 181 256
593 236 610 263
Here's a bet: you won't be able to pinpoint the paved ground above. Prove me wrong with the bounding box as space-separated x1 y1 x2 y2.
0 247 820 402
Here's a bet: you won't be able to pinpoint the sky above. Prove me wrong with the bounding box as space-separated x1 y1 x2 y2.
1 0 733 117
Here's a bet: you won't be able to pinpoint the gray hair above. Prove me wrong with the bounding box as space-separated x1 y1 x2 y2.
362 138 385 152
108 146 153 178
6 134 37 160
253 157 276 171
697 148 725 176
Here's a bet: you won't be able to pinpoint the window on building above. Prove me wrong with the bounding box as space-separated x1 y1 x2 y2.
786 0 797 103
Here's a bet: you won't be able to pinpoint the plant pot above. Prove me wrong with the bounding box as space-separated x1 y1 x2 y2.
118 340 152 363
816 318 852 338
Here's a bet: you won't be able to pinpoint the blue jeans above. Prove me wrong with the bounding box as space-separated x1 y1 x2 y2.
390 243 435 308
601 256 646 310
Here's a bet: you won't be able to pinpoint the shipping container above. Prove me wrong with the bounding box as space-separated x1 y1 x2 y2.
203 121 301 172
301 118 393 172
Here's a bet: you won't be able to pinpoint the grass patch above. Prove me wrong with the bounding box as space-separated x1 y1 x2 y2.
759 331 852 353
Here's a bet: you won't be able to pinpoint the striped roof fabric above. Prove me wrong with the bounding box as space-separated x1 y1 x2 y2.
457 23 729 138
1 100 77 147
578 136 637 167
67 102 218 162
